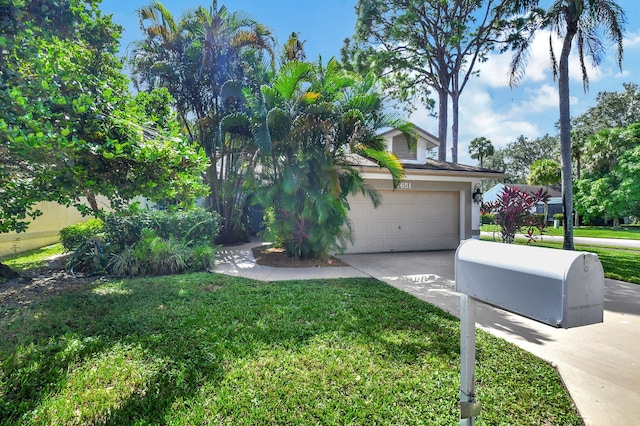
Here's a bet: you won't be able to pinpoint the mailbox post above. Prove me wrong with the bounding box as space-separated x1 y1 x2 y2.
455 239 604 425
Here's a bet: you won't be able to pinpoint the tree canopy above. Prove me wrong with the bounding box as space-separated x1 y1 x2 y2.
0 0 207 235
344 0 519 163
483 134 559 184
574 123 640 227
468 137 495 168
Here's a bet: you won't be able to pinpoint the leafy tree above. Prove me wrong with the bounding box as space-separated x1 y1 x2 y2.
614 145 640 220
344 0 517 162
468 136 495 168
0 0 208 278
130 0 275 244
572 82 640 136
256 59 412 259
487 134 559 183
528 159 561 185
574 123 640 228
571 83 640 184
509 0 626 250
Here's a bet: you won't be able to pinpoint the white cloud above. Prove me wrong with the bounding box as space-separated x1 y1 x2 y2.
624 31 640 49
409 83 543 165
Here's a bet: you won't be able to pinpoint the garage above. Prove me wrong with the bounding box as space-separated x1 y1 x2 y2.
345 189 461 254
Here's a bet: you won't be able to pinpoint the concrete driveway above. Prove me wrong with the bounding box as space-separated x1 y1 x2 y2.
337 250 640 426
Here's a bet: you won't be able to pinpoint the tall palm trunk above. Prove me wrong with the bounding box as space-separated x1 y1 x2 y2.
559 21 577 250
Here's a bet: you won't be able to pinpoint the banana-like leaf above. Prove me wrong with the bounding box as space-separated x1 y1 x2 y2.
273 61 313 100
219 113 251 138
266 107 291 141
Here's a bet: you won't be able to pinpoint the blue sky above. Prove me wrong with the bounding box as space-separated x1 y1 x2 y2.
103 0 640 165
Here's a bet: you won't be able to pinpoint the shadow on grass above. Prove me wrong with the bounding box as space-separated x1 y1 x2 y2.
0 274 464 425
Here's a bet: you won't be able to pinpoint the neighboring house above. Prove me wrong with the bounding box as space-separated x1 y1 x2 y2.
0 201 90 256
0 196 151 257
344 125 505 254
483 183 563 221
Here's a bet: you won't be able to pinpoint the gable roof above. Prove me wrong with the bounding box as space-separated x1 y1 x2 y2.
378 124 439 150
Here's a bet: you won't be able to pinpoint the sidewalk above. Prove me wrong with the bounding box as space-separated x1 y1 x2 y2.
214 241 640 425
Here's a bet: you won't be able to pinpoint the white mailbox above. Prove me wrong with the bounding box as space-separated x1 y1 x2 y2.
456 239 604 329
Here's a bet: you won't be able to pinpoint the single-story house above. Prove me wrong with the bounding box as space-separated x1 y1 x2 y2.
483 183 563 222
343 126 505 254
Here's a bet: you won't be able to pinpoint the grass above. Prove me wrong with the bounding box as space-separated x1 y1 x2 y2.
0 273 583 425
481 224 640 240
0 243 65 273
480 235 640 284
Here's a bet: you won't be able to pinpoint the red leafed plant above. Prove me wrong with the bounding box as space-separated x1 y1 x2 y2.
484 186 550 244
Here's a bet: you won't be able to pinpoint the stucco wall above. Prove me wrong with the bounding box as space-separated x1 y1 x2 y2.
0 201 91 256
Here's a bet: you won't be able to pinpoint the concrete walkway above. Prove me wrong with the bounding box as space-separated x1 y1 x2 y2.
214 241 640 426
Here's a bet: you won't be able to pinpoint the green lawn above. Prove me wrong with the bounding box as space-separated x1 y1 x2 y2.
0 243 65 273
0 272 582 425
481 224 640 240
480 235 640 284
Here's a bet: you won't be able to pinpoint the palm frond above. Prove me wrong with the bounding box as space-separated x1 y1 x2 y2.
362 148 405 188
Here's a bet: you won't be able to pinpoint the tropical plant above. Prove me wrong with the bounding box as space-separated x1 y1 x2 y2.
130 1 276 244
485 186 550 244
509 0 626 249
255 58 411 259
468 137 495 168
575 123 640 228
281 32 307 63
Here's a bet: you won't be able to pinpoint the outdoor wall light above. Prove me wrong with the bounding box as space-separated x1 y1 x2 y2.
472 184 483 204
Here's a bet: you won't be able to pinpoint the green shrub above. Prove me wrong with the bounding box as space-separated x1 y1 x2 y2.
480 213 495 225
103 208 220 253
102 209 220 276
59 219 104 251
190 243 216 271
553 213 564 220
108 245 142 276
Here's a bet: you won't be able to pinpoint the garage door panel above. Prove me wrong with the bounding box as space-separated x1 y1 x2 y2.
345 190 460 253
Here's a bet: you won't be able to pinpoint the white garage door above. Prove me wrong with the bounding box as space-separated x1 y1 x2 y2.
345 190 460 253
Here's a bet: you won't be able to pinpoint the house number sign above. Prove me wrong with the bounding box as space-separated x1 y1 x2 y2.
398 182 412 189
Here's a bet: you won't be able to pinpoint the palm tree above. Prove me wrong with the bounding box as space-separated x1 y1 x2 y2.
130 1 276 244
468 136 495 168
281 32 306 63
509 0 626 250
255 58 412 259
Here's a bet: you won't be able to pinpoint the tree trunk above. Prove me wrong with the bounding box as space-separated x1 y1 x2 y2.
613 216 620 230
451 93 459 163
559 32 575 250
86 190 99 212
0 262 20 280
437 89 448 162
